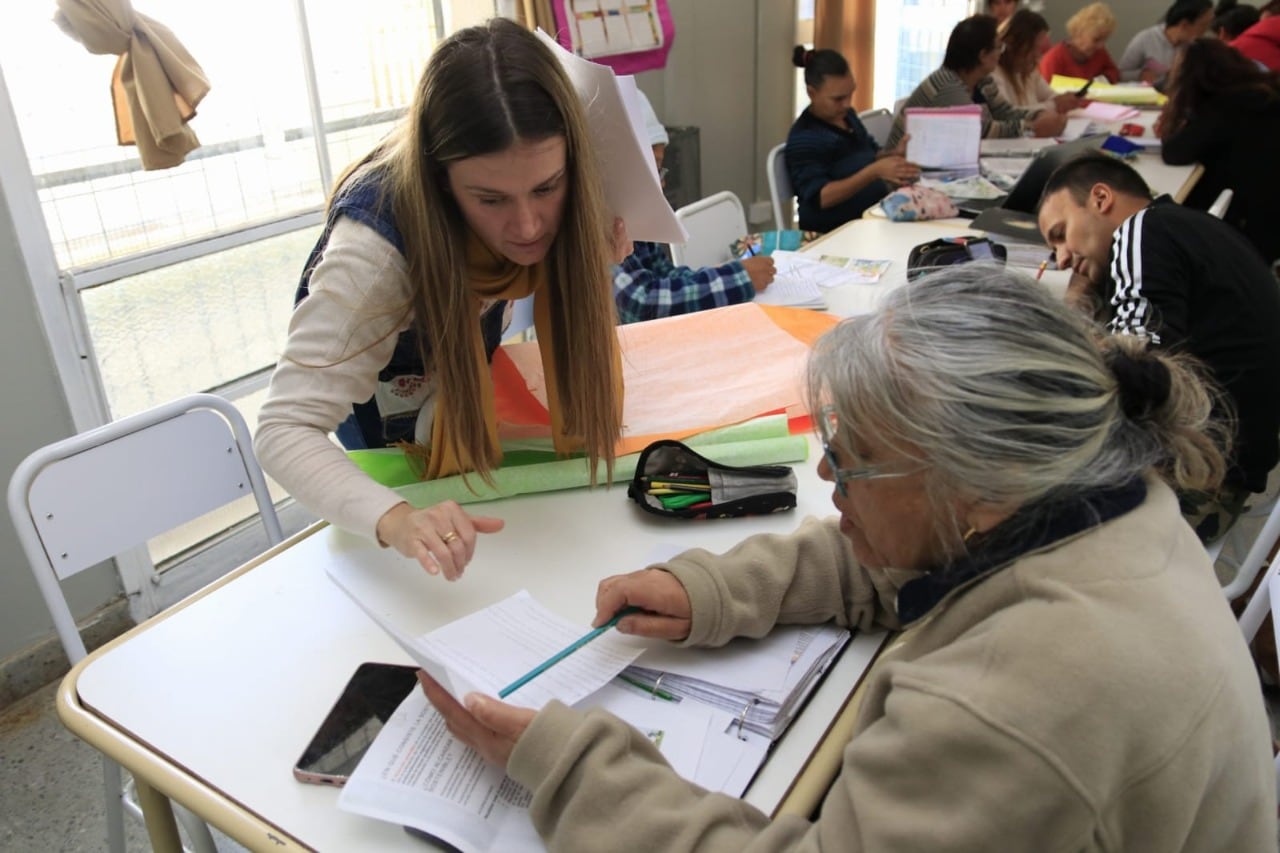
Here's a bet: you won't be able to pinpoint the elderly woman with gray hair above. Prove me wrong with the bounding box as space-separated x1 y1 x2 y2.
420 265 1276 851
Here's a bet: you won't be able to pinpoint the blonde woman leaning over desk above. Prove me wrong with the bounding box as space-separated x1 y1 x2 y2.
421 265 1275 852
256 19 626 582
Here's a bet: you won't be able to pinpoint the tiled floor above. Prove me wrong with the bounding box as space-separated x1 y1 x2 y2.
0 676 246 852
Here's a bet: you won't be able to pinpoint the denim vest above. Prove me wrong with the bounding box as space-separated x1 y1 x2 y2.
295 175 506 448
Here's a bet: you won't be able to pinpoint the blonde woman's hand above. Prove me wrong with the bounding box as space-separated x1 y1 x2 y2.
375 500 505 580
610 216 631 264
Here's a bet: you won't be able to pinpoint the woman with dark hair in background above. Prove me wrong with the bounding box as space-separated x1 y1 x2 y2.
886 14 1065 150
1212 3 1261 40
783 47 920 233
1039 2 1122 83
1160 36 1280 264
993 9 1083 111
1119 0 1214 83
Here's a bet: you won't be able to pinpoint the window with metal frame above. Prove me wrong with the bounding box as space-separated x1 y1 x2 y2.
0 0 495 608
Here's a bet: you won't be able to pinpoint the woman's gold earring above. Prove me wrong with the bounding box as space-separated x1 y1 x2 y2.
962 526 978 542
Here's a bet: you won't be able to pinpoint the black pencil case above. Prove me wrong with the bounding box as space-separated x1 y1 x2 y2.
628 440 798 520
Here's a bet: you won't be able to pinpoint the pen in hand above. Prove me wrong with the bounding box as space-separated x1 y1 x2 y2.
497 606 640 698
1036 259 1049 281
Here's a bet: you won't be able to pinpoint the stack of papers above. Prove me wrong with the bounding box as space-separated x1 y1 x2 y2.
771 250 892 287
1072 101 1140 122
327 586 781 851
1049 74 1164 105
620 624 850 741
979 136 1057 157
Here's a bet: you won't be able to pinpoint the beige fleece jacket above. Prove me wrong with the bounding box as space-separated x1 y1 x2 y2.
507 477 1277 851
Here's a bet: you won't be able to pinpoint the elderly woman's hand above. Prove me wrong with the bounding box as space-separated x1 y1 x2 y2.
417 671 536 768
594 568 692 640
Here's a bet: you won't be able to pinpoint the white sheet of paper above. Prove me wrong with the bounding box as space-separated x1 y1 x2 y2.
1073 101 1140 121
1058 117 1093 141
771 250 887 289
751 274 826 310
905 107 982 170
979 136 1057 156
416 591 644 709
326 566 642 710
535 29 686 244
340 683 725 852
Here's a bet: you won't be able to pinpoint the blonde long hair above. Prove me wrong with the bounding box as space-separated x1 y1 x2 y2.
334 19 622 480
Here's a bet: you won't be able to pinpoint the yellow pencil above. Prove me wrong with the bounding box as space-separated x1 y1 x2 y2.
1036 259 1049 281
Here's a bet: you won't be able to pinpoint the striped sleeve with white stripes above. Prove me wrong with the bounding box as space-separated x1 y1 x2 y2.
1107 207 1161 345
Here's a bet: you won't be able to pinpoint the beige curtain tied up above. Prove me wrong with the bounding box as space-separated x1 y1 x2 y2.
517 0 558 35
815 0 876 113
54 0 211 170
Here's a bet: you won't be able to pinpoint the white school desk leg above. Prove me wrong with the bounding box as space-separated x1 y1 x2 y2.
134 777 184 853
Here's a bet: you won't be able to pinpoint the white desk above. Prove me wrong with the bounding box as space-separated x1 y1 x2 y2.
802 218 1072 318
58 437 886 852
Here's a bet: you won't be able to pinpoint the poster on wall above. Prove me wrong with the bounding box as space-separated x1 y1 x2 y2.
553 0 675 73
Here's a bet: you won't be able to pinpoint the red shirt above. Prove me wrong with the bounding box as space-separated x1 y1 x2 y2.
1038 41 1121 84
1231 16 1280 72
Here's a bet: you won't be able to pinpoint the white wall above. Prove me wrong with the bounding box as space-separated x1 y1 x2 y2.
638 0 797 225
0 0 793 670
0 172 123 667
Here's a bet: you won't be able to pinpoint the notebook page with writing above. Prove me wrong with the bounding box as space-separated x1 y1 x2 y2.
905 105 982 171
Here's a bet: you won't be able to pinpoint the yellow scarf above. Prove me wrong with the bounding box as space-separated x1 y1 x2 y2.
424 233 572 479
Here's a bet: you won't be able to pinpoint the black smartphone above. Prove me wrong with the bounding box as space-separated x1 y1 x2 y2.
293 662 420 786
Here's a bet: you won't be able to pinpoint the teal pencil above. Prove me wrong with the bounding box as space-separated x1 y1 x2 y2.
498 606 640 699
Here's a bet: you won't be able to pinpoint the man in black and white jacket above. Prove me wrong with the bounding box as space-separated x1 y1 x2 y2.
1038 151 1280 542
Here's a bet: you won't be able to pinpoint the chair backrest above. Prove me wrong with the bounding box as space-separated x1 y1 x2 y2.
858 107 894 148
671 190 748 268
504 295 535 342
7 393 284 662
1234 498 1280 643
1208 188 1234 219
767 143 794 230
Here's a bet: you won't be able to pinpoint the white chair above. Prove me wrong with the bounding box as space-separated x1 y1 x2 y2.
766 143 794 230
1233 499 1280 802
1214 488 1280 601
671 190 748 268
1208 188 1234 219
504 294 535 342
7 392 284 853
858 107 894 148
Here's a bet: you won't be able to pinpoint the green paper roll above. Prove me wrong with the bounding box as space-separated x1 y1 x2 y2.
349 414 800 490
393 433 810 508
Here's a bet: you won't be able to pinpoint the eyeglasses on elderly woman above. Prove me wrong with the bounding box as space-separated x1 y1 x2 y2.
817 405 922 497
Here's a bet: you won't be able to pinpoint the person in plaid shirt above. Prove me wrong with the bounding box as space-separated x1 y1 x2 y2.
614 92 775 324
